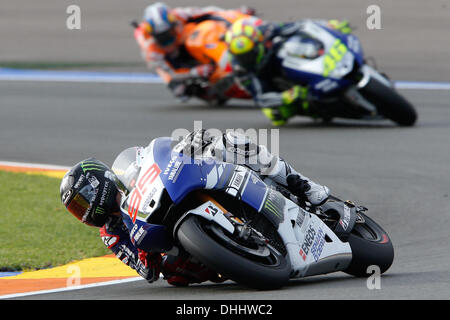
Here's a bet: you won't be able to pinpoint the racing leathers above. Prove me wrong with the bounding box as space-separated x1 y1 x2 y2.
232 20 352 125
134 6 254 99
99 130 329 286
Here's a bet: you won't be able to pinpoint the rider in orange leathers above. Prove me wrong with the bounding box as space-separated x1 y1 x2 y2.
133 2 255 99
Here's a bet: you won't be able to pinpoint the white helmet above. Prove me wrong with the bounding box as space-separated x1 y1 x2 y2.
143 2 178 47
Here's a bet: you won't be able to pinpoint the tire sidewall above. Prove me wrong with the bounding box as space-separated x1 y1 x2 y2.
177 216 291 289
345 213 394 277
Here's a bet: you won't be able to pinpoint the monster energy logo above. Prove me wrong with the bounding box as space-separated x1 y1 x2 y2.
262 189 285 221
95 207 105 215
264 198 282 218
81 160 105 173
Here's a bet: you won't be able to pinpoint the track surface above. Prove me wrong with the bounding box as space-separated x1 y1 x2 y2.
1 0 450 300
1 81 450 300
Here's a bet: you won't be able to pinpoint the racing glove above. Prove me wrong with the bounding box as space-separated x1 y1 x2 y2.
287 174 329 206
161 255 224 287
138 249 162 283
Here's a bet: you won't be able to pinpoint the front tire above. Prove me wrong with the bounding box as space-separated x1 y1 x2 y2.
360 78 417 126
177 216 291 289
345 213 394 277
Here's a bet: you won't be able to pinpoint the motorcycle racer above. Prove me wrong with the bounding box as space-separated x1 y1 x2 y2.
60 130 329 286
133 2 255 100
225 17 352 126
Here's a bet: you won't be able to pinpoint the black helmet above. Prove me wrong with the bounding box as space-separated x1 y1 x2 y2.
60 158 121 227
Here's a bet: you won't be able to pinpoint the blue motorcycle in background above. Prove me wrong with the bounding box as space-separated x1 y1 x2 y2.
115 137 394 289
273 20 417 126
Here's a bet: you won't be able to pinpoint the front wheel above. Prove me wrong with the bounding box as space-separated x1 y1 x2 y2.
360 78 417 126
177 216 291 289
344 213 394 277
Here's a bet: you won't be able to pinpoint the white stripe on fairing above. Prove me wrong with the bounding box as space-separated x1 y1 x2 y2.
0 68 450 90
0 277 143 299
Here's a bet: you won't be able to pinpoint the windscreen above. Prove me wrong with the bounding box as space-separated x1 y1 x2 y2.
112 147 143 193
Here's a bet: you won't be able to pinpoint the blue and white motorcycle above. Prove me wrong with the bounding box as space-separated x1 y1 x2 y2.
272 20 417 126
114 137 394 289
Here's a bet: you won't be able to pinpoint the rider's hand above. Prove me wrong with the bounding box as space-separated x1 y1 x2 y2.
161 255 223 287
287 174 330 206
138 249 162 283
190 64 214 79
286 174 311 199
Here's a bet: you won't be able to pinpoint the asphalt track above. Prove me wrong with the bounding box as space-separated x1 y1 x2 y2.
1 80 450 300
1 0 450 301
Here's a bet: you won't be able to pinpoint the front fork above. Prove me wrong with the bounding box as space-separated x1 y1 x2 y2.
342 64 394 116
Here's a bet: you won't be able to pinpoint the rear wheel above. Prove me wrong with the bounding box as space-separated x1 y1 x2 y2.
360 78 417 126
345 213 394 277
177 216 291 289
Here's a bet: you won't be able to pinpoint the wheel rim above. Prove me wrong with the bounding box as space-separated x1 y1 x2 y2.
203 222 284 267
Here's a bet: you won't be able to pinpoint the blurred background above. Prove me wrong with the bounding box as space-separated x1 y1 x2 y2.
1 0 449 80
1 0 449 299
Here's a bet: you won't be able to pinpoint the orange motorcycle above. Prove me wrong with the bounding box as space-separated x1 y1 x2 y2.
134 10 252 105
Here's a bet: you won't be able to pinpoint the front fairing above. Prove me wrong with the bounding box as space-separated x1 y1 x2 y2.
121 137 270 224
276 20 365 98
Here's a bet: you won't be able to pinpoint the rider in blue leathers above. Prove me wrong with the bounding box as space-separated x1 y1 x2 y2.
225 17 352 126
60 130 329 286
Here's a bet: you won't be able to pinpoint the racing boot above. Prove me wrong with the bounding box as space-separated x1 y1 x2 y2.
261 85 309 126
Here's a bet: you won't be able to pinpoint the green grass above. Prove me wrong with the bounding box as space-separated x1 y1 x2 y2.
0 171 109 271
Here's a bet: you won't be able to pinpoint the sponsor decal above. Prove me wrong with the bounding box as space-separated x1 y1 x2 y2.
296 210 305 227
300 225 326 262
339 204 351 230
164 156 184 182
230 171 245 190
132 226 147 245
311 228 325 262
142 186 158 209
98 181 109 206
102 234 119 249
205 204 220 216
88 175 100 188
62 190 72 205
80 160 104 173
262 189 285 220
300 225 316 261
73 174 85 189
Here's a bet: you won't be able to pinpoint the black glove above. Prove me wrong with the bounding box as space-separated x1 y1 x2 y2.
286 174 311 200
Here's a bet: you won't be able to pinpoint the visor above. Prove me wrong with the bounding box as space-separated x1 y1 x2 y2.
235 51 259 72
154 29 176 47
66 184 95 222
233 44 264 72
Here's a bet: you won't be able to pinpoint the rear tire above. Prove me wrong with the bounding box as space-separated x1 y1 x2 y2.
360 78 417 126
177 216 291 289
345 213 394 277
